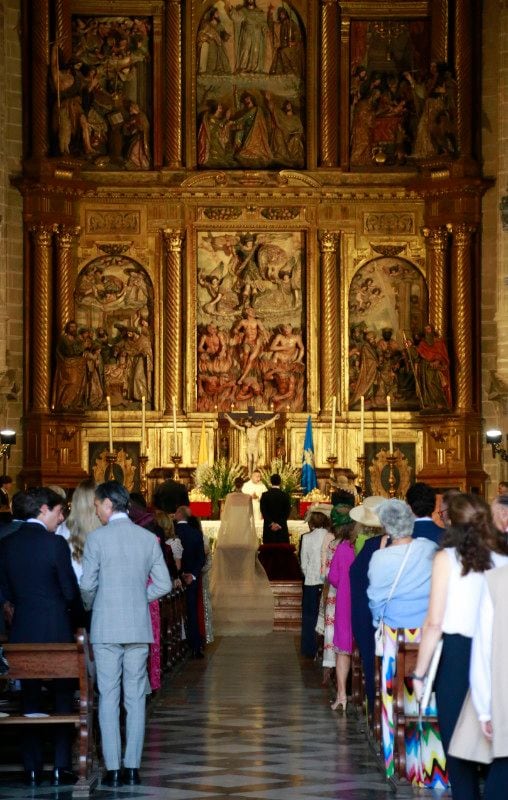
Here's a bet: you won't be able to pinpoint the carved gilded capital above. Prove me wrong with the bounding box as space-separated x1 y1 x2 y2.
56 224 80 250
319 231 340 253
162 228 184 253
30 223 56 247
451 223 476 247
423 226 449 252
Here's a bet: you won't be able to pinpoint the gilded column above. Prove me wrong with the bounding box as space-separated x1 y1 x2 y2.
430 0 449 62
454 0 473 158
164 1 182 168
31 0 50 159
55 225 80 334
54 0 72 63
162 229 184 411
423 226 449 339
31 224 55 413
450 223 476 412
319 231 340 409
319 0 339 167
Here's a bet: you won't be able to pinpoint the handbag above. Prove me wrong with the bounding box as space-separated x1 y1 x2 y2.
374 541 414 657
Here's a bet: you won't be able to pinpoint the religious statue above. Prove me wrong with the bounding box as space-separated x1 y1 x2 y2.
224 411 279 474
52 320 87 411
407 324 452 410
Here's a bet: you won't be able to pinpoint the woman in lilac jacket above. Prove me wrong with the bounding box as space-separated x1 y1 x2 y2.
327 510 356 712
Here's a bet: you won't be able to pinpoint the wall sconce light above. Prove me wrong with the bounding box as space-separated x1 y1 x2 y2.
486 429 508 460
0 429 16 476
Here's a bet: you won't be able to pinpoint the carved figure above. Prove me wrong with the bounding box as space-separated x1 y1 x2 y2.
263 93 304 167
225 0 270 74
232 307 268 384
225 412 279 473
197 7 232 74
231 90 272 167
269 324 304 365
350 330 380 408
408 325 452 410
123 102 150 170
197 102 235 167
52 321 87 411
268 5 302 77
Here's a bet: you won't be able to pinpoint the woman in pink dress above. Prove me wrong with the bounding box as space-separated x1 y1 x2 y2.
327 509 356 712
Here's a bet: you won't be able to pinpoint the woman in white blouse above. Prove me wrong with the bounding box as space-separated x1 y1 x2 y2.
299 511 330 658
412 493 508 800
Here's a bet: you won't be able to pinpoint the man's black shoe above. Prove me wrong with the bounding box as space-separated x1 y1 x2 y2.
102 769 123 787
191 649 205 659
24 770 42 787
123 767 141 785
51 768 78 786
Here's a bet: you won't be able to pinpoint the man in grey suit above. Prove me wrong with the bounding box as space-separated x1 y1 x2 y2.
80 481 171 788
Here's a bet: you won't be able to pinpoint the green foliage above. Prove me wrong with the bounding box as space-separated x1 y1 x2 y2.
194 458 245 503
260 458 301 496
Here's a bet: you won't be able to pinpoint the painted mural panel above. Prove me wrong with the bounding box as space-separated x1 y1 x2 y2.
196 230 305 412
349 19 457 166
348 257 427 411
50 16 152 168
196 1 305 169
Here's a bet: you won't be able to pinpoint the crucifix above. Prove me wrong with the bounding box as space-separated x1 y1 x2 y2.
220 406 279 474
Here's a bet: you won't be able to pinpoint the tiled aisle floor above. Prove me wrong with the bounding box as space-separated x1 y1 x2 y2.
0 633 449 799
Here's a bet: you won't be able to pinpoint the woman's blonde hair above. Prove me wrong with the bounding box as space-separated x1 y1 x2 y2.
67 478 98 563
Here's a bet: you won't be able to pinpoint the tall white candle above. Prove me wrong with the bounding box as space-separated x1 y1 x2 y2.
106 395 113 452
387 395 393 454
360 395 365 455
141 396 146 457
331 396 337 453
172 395 178 453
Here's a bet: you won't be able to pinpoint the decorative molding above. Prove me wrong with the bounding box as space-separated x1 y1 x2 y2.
203 207 242 221
364 212 415 234
85 210 140 235
261 207 301 221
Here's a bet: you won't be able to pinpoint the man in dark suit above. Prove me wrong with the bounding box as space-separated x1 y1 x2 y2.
173 505 206 658
0 487 83 787
406 482 443 545
260 474 291 544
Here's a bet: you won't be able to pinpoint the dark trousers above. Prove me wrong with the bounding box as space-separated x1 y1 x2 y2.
485 758 508 799
434 633 482 800
301 585 322 658
21 678 75 771
185 579 202 653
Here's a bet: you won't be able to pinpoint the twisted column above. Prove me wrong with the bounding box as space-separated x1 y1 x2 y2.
162 229 184 412
31 224 55 413
31 0 50 159
164 1 182 167
319 231 341 409
54 0 72 63
423 226 449 339
430 0 449 62
319 0 339 167
454 0 473 158
55 225 80 334
450 223 476 412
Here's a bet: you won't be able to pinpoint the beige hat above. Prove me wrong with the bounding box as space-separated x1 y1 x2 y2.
349 502 383 527
363 495 386 509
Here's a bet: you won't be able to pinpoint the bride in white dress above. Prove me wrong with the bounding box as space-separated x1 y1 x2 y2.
210 478 274 635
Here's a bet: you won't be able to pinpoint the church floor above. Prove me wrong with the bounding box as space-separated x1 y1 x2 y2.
0 633 450 799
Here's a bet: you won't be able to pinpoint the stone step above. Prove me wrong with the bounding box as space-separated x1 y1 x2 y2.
270 581 302 631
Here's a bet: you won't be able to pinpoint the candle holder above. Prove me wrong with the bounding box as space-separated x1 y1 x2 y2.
386 454 398 498
356 455 367 501
171 454 182 481
105 451 118 482
326 455 337 482
138 455 149 502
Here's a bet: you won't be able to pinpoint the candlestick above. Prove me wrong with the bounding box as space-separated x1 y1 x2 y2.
360 395 365 458
387 395 393 454
105 450 117 482
386 453 398 498
141 396 146 457
171 453 182 481
172 395 178 451
330 396 336 454
326 454 337 483
356 455 367 501
106 395 113 453
138 454 149 502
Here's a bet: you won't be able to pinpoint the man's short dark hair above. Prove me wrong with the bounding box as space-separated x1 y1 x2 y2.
11 491 30 520
406 482 437 518
270 474 282 486
23 487 65 518
95 480 130 512
0 475 12 487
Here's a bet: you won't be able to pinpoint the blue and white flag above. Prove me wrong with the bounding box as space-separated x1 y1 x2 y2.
301 414 318 495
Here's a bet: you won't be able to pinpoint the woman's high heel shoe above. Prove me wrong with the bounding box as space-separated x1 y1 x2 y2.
330 696 347 713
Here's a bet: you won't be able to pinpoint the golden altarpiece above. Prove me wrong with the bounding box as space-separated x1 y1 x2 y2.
16 0 488 497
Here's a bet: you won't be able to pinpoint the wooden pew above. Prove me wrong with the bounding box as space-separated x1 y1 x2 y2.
350 646 365 710
0 629 97 796
394 631 439 781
